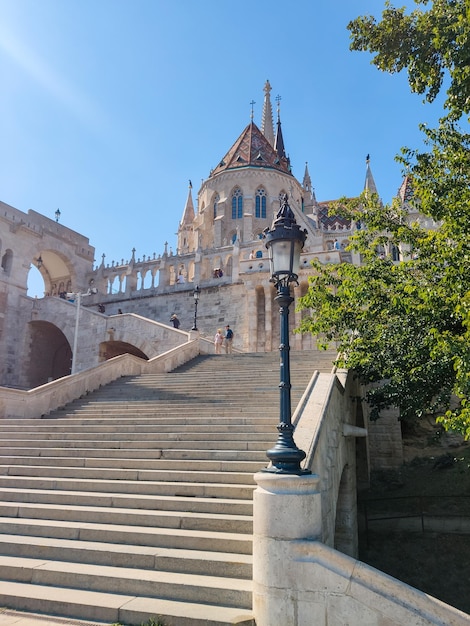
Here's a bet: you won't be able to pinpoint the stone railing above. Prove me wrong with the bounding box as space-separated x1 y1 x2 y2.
253 498 469 626
0 339 203 419
253 368 469 626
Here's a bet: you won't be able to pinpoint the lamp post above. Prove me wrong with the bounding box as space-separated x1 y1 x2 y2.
55 208 61 223
68 287 97 375
263 194 310 475
191 285 201 331
71 292 82 375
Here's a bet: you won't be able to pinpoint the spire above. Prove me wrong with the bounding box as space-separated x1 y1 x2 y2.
180 180 195 225
261 80 275 147
302 162 316 203
274 95 287 161
364 154 378 195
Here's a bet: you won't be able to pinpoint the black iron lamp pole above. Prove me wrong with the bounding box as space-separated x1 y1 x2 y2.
191 285 201 331
263 194 310 475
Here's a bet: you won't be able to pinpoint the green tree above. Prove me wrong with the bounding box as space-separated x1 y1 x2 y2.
348 0 470 120
298 1 470 436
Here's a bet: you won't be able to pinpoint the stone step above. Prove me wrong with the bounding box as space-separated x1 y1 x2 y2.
1 456 266 473
0 439 273 450
0 350 330 624
0 556 252 609
0 475 257 499
0 418 277 431
0 431 274 441
0 533 252 578
0 447 268 461
3 418 275 432
0 500 252 533
0 487 253 515
0 465 257 485
0 580 255 625
0 517 253 554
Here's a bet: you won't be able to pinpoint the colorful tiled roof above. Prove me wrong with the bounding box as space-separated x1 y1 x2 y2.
210 122 292 177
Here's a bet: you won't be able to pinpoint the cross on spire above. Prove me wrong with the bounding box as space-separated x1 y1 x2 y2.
275 94 282 116
250 100 256 120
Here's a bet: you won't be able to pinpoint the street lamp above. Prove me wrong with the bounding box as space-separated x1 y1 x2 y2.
68 287 97 375
191 285 201 331
263 194 310 475
55 208 61 223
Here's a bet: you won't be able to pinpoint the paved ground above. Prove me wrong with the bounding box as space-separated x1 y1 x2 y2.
0 610 109 626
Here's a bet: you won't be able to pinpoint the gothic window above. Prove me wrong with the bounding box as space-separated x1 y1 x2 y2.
213 193 220 219
255 188 266 218
231 188 243 219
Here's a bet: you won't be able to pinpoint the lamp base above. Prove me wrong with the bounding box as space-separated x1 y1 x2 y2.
263 429 311 476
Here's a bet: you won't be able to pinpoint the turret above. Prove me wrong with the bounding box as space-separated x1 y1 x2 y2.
261 80 275 147
177 181 196 254
364 154 378 196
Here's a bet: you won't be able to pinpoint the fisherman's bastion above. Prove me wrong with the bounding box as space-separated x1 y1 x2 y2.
1 81 468 626
0 80 414 391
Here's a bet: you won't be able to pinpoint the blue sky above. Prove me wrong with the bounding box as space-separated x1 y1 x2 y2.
0 1 443 296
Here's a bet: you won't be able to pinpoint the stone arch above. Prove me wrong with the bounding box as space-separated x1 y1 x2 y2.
32 249 75 296
99 340 149 362
27 320 72 388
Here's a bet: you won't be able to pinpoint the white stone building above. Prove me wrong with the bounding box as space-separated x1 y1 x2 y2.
0 81 407 389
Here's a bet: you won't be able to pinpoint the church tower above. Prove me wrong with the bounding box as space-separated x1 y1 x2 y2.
177 181 196 254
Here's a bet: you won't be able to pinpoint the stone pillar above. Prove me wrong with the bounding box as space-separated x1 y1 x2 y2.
245 283 258 352
292 284 302 351
253 472 322 626
264 284 272 352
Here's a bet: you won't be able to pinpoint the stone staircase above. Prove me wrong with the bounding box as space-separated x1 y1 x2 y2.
0 351 335 626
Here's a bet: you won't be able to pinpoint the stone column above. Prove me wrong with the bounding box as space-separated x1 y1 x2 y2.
264 284 272 352
245 283 258 352
292 284 302 351
253 472 322 626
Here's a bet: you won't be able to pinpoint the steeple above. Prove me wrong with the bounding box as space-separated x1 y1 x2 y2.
302 162 316 203
274 95 287 162
261 80 275 147
364 154 378 195
302 162 312 192
180 180 195 225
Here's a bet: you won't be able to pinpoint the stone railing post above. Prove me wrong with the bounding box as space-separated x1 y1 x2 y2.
253 472 322 626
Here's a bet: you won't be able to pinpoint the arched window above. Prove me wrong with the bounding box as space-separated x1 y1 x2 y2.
213 193 220 219
255 188 267 218
231 188 243 219
1 249 13 275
